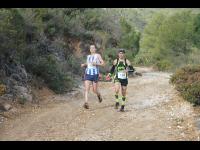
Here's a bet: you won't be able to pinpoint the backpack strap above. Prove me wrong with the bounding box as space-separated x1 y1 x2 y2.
115 58 127 67
116 58 119 66
125 58 128 68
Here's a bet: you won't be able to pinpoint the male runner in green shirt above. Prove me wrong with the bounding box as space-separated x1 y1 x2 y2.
107 49 135 112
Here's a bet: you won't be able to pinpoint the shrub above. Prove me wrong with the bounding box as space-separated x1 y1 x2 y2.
134 51 154 66
30 55 74 94
102 48 118 65
155 59 172 71
181 82 200 104
170 65 200 105
19 96 27 105
65 55 82 75
101 48 118 74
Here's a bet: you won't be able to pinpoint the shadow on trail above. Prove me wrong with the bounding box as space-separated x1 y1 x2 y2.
88 104 115 111
85 103 133 113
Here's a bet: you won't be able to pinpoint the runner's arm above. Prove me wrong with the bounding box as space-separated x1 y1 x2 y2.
81 63 87 67
108 59 117 76
98 54 105 66
126 59 135 72
92 54 104 66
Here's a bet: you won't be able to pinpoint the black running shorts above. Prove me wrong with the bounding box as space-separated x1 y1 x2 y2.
114 78 128 86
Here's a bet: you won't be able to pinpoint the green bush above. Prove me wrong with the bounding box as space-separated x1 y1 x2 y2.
155 60 172 71
65 55 82 75
31 55 74 94
187 48 200 65
102 48 118 65
134 52 153 66
125 50 136 63
19 96 27 105
170 65 200 105
119 18 140 56
180 82 200 104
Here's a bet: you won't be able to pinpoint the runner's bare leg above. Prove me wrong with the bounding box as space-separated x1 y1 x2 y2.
84 80 91 103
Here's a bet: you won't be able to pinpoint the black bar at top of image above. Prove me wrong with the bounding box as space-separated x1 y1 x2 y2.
0 0 200 8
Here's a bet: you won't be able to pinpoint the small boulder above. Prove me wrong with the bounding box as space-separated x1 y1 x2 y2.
13 85 28 94
0 103 12 111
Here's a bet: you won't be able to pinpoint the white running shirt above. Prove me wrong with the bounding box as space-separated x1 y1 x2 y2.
85 54 100 75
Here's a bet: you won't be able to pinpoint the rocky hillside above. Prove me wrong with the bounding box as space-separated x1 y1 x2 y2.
0 8 138 111
0 9 102 110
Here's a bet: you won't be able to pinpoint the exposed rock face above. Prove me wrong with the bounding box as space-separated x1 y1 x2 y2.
0 60 32 103
13 86 32 102
0 36 95 105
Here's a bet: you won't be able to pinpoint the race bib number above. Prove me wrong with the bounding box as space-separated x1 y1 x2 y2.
118 72 126 79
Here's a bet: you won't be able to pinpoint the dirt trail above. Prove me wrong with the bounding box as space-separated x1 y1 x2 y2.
0 68 200 141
